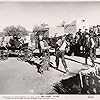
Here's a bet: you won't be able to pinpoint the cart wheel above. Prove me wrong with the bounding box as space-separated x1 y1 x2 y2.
0 49 8 60
17 47 33 61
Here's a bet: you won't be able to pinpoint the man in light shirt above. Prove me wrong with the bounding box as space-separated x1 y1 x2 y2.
55 34 68 72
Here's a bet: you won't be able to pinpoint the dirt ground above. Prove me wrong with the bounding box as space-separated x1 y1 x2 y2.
0 49 100 94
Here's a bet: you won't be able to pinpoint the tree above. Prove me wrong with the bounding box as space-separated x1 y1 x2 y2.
3 25 29 37
3 25 16 36
16 25 29 36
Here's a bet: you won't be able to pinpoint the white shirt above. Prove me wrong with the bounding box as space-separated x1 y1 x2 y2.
87 38 95 48
91 38 95 48
56 39 62 46
59 40 66 51
40 40 49 50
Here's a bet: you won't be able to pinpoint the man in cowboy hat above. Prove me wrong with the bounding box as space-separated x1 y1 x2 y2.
84 33 95 67
38 33 51 74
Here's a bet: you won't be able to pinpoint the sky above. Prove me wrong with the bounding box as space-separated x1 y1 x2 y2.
0 2 100 31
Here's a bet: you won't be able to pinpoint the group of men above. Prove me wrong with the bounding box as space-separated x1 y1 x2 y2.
0 27 99 74
38 33 68 74
75 28 99 67
37 27 100 74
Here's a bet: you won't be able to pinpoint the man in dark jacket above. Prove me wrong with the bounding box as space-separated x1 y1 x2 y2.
84 34 95 67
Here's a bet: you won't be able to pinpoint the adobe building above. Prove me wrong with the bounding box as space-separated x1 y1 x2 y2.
64 19 89 34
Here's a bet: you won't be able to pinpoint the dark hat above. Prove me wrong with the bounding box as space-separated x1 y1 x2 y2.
93 26 96 28
97 25 100 27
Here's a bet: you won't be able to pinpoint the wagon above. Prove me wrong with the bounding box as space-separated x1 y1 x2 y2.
0 35 32 61
17 36 37 62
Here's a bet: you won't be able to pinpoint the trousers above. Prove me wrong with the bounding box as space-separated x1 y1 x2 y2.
85 47 95 67
55 49 68 70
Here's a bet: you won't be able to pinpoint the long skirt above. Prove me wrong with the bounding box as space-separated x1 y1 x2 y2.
40 49 50 72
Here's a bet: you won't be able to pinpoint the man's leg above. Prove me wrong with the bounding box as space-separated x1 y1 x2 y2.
55 50 60 69
69 45 73 56
85 49 88 65
90 48 95 67
85 56 88 65
46 50 50 71
61 51 68 72
93 47 96 60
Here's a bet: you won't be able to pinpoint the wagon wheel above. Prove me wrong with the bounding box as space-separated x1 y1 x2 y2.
17 47 33 61
0 48 9 60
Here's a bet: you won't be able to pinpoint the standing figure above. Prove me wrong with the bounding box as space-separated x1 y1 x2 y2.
39 33 50 74
75 29 83 55
82 29 89 54
84 34 95 67
74 34 81 56
55 34 68 72
89 28 97 60
68 34 76 56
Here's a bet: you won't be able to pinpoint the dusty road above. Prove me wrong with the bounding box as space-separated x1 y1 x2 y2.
0 51 100 94
0 57 71 94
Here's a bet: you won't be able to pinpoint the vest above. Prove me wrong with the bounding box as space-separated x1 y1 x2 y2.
93 36 99 48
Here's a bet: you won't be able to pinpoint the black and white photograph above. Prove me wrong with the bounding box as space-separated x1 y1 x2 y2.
0 0 100 96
